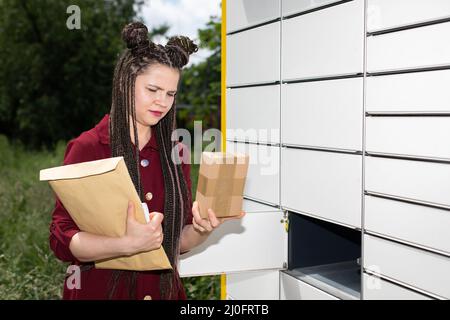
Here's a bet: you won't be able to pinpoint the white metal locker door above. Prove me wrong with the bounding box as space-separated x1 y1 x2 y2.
367 0 450 33
367 22 450 73
282 0 364 80
280 272 339 300
226 86 280 144
226 22 280 86
179 199 287 277
366 117 450 160
226 141 280 206
282 78 363 151
365 196 450 255
365 156 450 207
366 70 450 113
282 0 343 17
281 148 362 228
364 234 450 299
227 0 280 33
363 274 432 300
226 270 281 300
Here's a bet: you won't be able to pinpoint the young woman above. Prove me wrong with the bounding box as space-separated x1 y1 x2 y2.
49 22 244 300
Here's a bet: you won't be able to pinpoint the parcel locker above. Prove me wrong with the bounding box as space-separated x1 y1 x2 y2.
208 0 450 301
285 212 361 300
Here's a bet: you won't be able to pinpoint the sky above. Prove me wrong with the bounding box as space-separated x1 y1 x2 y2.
140 0 222 65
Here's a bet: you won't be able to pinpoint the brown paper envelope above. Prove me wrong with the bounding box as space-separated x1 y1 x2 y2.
40 157 171 271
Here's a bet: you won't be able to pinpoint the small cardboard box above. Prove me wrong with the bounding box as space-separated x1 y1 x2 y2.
195 152 249 219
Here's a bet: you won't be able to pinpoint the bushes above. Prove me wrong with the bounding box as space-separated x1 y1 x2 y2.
0 135 67 299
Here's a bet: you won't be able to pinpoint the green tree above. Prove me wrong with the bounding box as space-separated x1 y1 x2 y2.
178 15 221 132
0 0 148 148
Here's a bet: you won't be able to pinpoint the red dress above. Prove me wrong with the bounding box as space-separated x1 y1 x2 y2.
49 114 193 300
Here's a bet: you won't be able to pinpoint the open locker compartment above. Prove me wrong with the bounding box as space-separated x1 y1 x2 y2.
178 199 287 279
286 211 361 300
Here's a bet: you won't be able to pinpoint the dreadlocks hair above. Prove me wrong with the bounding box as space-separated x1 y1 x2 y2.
108 21 198 300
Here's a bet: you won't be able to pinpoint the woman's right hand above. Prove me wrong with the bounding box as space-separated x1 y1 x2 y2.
123 201 164 255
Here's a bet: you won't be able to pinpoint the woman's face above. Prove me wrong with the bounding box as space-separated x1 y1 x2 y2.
134 63 180 127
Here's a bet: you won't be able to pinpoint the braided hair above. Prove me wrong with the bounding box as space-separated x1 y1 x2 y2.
108 22 197 299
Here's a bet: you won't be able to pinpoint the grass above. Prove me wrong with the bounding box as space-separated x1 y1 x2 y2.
0 135 220 299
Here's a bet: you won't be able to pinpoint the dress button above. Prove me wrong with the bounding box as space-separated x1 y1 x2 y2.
145 192 153 201
140 159 149 167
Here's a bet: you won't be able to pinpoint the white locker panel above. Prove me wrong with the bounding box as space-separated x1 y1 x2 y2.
282 148 362 228
365 196 450 255
282 78 363 150
364 234 450 299
226 270 280 300
365 157 450 207
179 200 286 277
367 0 450 32
282 0 342 17
363 273 432 300
366 70 450 113
366 117 450 159
226 141 280 205
367 22 450 73
227 22 280 86
241 198 279 212
227 0 280 33
282 0 364 80
280 272 339 300
227 86 280 144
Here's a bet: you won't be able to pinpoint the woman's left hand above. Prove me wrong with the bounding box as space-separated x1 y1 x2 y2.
191 201 246 234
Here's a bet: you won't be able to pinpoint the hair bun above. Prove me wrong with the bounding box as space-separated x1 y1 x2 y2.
121 22 149 50
167 36 198 55
165 36 198 67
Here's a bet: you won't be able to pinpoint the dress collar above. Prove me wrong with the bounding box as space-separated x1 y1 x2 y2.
95 114 159 151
